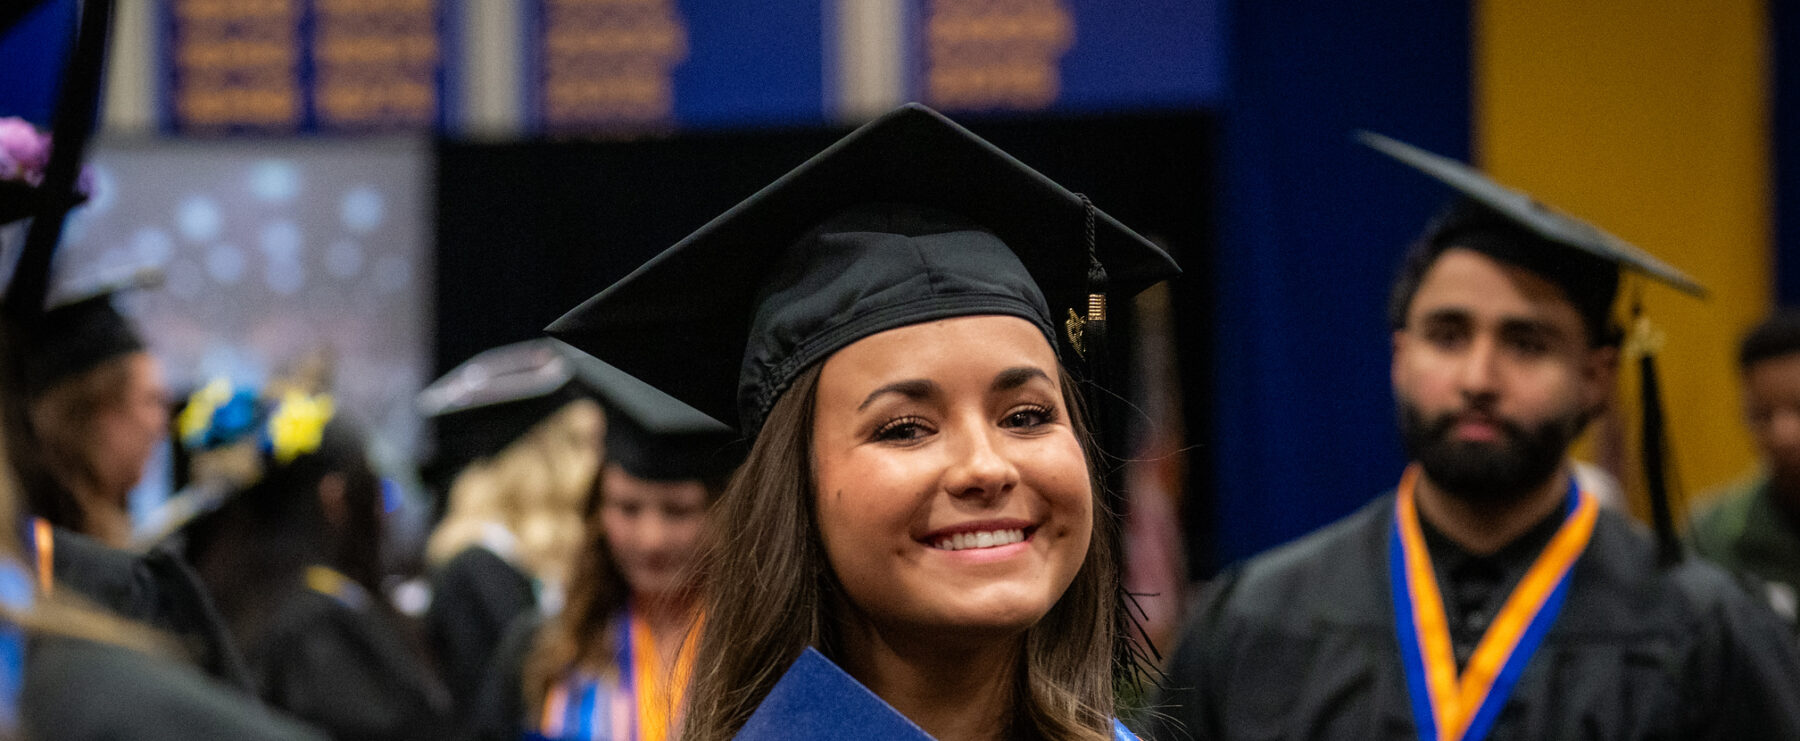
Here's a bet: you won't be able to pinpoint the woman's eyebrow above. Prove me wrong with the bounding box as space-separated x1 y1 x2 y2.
992 366 1050 392
857 379 939 411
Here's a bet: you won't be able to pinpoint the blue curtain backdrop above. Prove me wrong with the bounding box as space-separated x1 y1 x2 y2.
0 0 77 125
1206 0 1470 568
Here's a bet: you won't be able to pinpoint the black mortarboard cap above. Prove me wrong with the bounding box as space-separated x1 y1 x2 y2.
417 339 587 468
1359 131 1707 298
547 103 1181 436
17 268 156 397
554 341 742 482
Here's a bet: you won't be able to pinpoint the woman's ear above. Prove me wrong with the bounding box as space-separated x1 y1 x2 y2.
318 472 348 530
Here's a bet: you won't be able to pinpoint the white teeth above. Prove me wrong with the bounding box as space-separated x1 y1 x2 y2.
932 529 1025 551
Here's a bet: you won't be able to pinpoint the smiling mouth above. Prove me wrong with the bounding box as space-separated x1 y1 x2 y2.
931 527 1032 552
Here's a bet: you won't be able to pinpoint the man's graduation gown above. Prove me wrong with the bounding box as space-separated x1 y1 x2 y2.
1147 494 1800 741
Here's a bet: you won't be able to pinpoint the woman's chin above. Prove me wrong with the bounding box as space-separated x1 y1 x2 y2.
890 600 1053 644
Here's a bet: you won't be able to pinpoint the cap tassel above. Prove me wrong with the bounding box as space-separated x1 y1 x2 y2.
1072 195 1111 451
1627 300 1683 567
1071 194 1144 683
1068 194 1109 358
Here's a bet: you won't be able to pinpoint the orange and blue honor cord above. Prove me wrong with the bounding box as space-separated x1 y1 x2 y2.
1389 465 1598 741
536 607 636 741
25 518 51 596
536 603 699 741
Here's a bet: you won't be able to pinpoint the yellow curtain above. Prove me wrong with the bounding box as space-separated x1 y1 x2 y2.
1475 0 1771 516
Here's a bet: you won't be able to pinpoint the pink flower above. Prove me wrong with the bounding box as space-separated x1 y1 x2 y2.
0 117 54 186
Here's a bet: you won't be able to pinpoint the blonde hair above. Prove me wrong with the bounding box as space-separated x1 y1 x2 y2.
426 398 603 588
681 364 1122 741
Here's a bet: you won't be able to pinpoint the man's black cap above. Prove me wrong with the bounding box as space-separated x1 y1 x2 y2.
1360 131 1706 298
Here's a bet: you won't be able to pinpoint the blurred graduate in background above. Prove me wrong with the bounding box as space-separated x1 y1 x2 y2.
473 346 742 741
7 271 167 548
1690 310 1800 635
1147 134 1800 740
173 379 451 740
418 339 603 725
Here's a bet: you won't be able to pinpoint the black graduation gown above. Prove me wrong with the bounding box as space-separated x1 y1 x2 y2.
49 525 255 690
245 576 452 741
1145 494 1800 741
23 633 325 741
469 612 544 741
426 545 536 715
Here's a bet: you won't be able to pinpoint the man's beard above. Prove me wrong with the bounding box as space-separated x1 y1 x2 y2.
1397 397 1585 505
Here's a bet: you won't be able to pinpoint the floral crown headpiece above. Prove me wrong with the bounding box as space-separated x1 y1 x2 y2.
177 378 336 470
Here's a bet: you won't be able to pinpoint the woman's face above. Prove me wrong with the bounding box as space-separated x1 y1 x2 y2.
598 465 710 600
89 352 170 501
810 315 1092 641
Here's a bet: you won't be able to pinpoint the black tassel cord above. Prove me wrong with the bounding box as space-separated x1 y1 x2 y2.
1631 299 1683 568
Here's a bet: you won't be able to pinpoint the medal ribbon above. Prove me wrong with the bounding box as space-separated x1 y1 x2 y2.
1389 465 1598 741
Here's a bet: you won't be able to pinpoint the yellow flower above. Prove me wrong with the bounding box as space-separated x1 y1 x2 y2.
267 391 335 464
177 379 233 446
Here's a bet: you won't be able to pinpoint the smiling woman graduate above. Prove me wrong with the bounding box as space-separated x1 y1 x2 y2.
547 104 1179 741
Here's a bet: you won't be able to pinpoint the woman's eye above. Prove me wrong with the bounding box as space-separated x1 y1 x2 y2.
873 416 931 442
1002 406 1054 429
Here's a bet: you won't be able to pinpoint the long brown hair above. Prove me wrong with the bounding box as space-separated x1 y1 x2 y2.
682 363 1123 741
520 462 632 718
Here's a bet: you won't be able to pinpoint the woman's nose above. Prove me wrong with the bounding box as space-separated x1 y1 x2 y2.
941 425 1020 502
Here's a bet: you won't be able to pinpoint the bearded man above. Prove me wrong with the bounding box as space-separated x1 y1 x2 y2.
1146 141 1800 741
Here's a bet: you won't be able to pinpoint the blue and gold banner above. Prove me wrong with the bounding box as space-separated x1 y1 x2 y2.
162 0 445 133
522 0 824 134
909 0 1223 114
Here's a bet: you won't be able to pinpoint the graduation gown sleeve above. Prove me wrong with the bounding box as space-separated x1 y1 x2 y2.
49 525 256 690
23 633 325 741
426 545 536 714
469 613 543 741
249 586 452 741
